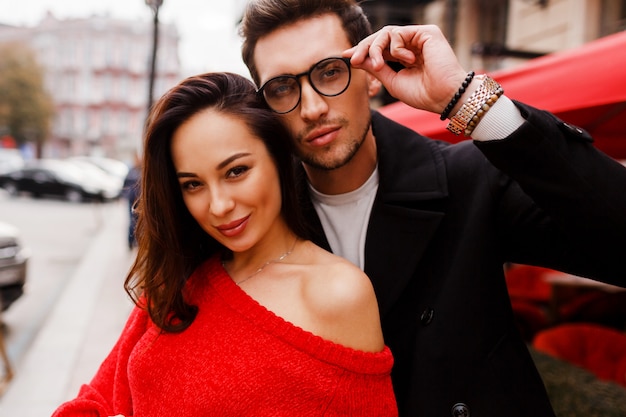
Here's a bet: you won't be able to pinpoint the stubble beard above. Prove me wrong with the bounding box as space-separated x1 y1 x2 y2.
296 116 371 171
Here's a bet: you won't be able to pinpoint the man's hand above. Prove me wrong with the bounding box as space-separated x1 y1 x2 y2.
344 25 469 115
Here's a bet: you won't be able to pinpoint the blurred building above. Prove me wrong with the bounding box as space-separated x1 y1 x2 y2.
362 0 626 104
0 12 181 163
2 1 625 159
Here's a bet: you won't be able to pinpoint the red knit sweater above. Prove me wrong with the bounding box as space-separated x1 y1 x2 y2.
52 255 397 416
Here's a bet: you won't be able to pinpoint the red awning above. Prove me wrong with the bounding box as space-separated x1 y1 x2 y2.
378 31 626 159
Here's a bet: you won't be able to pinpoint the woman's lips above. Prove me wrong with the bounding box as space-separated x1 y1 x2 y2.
216 216 249 237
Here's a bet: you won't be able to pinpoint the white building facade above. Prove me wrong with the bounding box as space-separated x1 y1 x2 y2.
0 12 181 163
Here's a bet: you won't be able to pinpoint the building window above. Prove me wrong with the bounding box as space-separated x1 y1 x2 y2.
601 0 626 35
103 74 112 101
476 0 508 49
102 109 111 135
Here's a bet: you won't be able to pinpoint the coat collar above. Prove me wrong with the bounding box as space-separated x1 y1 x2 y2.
372 111 448 201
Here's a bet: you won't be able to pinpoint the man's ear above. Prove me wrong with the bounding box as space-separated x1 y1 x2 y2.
367 74 382 97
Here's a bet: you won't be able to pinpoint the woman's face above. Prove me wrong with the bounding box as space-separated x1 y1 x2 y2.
170 108 284 254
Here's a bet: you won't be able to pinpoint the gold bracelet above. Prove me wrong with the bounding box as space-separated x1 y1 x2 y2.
446 75 503 136
464 88 504 136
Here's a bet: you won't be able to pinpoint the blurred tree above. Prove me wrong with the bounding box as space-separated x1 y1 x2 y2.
0 42 54 157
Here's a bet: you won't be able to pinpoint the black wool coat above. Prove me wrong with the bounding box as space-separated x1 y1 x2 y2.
299 103 626 417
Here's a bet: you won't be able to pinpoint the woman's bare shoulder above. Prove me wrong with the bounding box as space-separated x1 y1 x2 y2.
302 243 384 352
304 242 371 292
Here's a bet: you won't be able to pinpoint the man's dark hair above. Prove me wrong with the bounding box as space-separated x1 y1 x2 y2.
240 0 372 85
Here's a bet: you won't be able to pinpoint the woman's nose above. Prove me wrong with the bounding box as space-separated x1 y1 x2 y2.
209 188 235 217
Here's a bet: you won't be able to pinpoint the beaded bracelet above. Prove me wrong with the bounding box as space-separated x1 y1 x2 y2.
446 75 503 136
464 86 504 136
439 71 475 121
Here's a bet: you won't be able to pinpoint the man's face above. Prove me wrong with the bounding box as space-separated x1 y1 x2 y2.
254 14 377 171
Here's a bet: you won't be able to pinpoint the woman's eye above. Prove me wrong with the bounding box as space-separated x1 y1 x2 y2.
226 165 249 178
181 180 201 191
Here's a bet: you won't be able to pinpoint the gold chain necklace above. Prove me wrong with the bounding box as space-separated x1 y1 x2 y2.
226 238 298 286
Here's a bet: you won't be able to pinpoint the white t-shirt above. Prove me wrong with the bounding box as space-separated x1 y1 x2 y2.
308 166 379 270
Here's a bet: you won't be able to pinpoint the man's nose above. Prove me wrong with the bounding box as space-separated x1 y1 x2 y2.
298 79 329 121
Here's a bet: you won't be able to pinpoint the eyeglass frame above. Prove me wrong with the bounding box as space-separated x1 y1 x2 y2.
257 57 352 114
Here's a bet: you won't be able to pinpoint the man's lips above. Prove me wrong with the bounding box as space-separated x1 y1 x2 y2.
216 216 249 237
304 126 340 147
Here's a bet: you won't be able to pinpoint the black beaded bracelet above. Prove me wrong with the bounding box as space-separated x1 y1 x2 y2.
439 71 475 121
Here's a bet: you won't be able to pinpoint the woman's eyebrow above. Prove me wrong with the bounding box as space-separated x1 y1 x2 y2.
217 152 251 170
176 172 196 178
175 152 253 178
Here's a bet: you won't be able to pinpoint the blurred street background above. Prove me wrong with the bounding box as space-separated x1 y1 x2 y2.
0 192 134 416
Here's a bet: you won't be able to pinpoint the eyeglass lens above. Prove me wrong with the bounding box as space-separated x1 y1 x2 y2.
261 57 351 114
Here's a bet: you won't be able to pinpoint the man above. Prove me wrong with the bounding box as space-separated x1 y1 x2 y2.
239 1 626 416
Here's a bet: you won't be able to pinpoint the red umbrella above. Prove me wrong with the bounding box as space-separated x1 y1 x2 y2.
379 31 626 159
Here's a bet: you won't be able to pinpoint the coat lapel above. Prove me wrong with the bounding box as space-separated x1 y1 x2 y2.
364 112 449 316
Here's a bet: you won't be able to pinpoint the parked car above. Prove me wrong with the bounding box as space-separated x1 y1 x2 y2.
67 156 129 182
0 148 24 175
0 159 119 203
0 221 29 311
65 159 124 200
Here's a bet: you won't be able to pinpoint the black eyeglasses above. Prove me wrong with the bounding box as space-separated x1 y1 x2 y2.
257 57 352 114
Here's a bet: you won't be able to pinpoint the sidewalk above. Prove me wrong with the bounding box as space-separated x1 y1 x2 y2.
0 202 135 417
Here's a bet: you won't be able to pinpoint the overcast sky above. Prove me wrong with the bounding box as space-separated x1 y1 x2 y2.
0 0 249 76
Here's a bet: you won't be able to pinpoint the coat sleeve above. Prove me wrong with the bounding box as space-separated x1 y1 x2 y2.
475 101 626 284
51 306 150 417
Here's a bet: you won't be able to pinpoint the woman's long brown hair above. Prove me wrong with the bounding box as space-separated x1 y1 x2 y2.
125 72 307 332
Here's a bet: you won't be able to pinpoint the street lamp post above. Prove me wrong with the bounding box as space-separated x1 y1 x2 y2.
145 0 164 113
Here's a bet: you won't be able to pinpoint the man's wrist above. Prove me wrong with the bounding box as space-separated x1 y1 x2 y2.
448 76 482 116
446 75 503 136
439 71 475 120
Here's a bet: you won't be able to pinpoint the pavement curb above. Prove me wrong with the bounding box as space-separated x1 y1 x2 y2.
0 202 134 417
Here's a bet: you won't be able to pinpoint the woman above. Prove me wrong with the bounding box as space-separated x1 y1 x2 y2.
52 72 397 416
